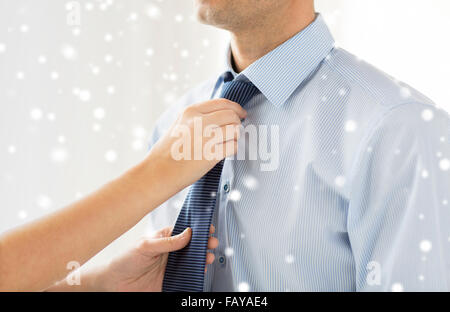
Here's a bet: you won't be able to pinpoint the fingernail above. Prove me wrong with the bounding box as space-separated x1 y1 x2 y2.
182 227 191 236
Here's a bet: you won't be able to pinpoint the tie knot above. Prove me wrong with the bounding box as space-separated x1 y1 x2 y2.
219 77 260 107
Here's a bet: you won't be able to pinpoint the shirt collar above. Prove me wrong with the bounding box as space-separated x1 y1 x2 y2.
221 14 335 108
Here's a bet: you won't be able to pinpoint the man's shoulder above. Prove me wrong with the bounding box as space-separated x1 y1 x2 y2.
320 47 449 165
323 47 435 111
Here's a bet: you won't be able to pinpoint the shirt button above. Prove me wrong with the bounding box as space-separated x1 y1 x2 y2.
218 256 226 265
223 182 230 193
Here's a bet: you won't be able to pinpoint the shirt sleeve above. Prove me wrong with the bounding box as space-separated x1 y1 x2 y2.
347 102 450 291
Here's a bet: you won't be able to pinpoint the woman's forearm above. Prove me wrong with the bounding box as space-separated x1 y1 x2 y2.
0 153 175 291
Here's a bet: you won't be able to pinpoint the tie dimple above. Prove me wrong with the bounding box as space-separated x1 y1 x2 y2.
162 74 260 292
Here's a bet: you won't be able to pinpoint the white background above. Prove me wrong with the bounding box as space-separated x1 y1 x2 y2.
0 0 449 270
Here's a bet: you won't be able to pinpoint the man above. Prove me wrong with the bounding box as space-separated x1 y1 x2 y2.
150 0 450 291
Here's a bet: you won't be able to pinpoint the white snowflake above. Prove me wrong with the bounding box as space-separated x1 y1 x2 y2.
168 73 178 81
229 190 241 201
18 210 28 219
132 139 144 151
238 282 250 292
146 4 161 19
104 33 113 42
132 126 147 138
105 150 117 162
72 28 81 36
128 12 139 21
90 64 100 75
38 55 47 64
419 240 432 253
174 14 184 22
36 195 52 209
85 2 94 11
93 107 106 120
202 39 210 47
344 120 357 132
421 169 429 179
107 85 115 94
400 87 411 98
61 44 77 60
391 283 404 292
421 109 434 122
16 71 25 80
92 123 102 132
243 175 259 190
285 254 295 264
104 54 114 63
224 247 234 257
30 108 43 120
20 24 29 33
7 145 16 154
50 147 68 163
338 88 347 96
180 49 189 58
50 71 59 80
47 112 56 121
439 158 449 171
172 199 183 210
78 89 91 102
334 175 346 187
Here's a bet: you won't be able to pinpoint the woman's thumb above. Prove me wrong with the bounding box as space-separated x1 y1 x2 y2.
153 227 192 253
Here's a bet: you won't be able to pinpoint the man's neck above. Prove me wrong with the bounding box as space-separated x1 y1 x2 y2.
230 5 316 73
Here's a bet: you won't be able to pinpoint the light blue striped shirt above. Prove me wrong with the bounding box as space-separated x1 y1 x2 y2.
149 14 450 291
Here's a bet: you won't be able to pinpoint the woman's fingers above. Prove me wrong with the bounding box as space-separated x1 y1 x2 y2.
208 236 219 250
203 109 242 127
205 124 240 143
195 99 247 119
205 225 217 272
206 252 215 264
205 252 216 272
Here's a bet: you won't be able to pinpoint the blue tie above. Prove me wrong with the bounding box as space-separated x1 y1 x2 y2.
162 73 260 292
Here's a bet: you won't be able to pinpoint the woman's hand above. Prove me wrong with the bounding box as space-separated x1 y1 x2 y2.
147 99 247 193
96 225 218 292
47 225 218 292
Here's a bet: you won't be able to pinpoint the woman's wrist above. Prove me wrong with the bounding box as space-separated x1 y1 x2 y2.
141 147 186 199
45 267 104 292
